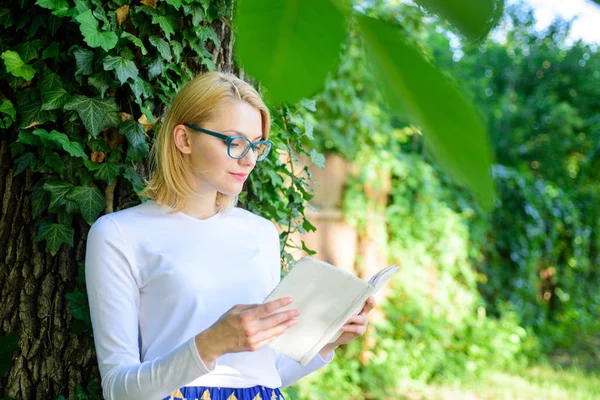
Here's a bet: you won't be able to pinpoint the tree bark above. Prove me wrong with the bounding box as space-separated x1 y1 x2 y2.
0 15 236 400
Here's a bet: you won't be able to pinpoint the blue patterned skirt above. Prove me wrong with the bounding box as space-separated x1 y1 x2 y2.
163 385 285 400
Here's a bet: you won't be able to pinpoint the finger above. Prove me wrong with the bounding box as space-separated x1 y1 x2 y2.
340 324 367 335
248 318 298 349
254 297 294 318
359 297 376 316
260 309 300 327
347 315 367 325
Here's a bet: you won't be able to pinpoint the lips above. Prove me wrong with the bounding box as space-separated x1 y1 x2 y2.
230 172 248 181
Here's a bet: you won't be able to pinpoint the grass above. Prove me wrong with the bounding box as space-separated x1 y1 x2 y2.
398 363 600 400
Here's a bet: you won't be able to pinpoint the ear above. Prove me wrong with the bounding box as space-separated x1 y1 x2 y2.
173 124 192 155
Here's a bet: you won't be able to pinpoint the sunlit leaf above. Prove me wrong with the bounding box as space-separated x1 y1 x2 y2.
1 50 35 80
235 0 346 104
359 16 495 207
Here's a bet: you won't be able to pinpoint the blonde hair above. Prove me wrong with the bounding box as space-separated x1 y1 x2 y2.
140 71 271 213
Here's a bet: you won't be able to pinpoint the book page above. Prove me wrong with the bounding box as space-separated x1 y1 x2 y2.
264 257 369 365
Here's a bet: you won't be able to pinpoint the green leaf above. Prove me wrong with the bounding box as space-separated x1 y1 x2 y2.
41 87 69 111
32 181 51 219
414 0 504 40
14 152 37 176
16 129 42 146
148 57 164 79
119 120 146 147
197 25 219 48
66 185 105 224
309 149 325 168
103 55 138 85
35 222 74 255
65 289 91 324
88 72 111 98
75 10 118 52
120 32 148 55
299 98 316 112
45 152 63 174
0 331 19 377
73 48 94 76
17 40 43 63
123 165 144 193
358 16 495 208
1 50 35 80
235 0 346 104
152 15 175 40
64 95 119 137
0 99 16 129
35 0 71 17
129 77 153 100
149 35 172 61
165 0 183 10
43 179 75 209
126 141 149 162
42 42 60 59
18 99 57 128
93 163 121 184
182 4 204 25
0 8 13 28
33 129 88 159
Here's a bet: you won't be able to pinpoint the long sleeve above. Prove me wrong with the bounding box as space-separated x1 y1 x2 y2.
264 222 335 389
85 215 215 400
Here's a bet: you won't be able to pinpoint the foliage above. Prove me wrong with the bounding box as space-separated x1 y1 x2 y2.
235 0 505 208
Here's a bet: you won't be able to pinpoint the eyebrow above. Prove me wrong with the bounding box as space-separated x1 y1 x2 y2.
223 129 263 141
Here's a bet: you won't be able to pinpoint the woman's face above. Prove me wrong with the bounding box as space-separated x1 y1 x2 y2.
181 100 264 197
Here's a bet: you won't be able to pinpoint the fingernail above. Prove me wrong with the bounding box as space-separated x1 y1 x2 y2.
285 297 293 304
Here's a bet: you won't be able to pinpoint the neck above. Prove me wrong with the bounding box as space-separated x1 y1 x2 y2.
182 191 220 220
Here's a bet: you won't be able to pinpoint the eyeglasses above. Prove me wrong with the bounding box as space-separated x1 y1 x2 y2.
184 123 273 161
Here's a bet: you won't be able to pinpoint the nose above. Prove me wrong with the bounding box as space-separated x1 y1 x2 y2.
239 145 257 168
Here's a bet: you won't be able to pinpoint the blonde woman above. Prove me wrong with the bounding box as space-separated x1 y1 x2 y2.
85 71 375 400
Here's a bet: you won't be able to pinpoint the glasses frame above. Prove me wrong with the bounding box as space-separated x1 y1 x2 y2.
184 123 273 161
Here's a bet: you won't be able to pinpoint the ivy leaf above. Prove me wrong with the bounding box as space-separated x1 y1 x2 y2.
66 185 105 224
235 0 346 104
299 98 316 112
18 100 57 128
35 0 71 17
309 149 325 168
14 152 37 176
73 48 94 76
41 87 69 111
165 0 183 10
0 99 16 129
33 129 88 159
75 10 118 52
126 141 149 162
17 39 43 63
1 50 36 80
0 8 14 29
123 165 144 193
103 55 138 85
119 120 146 147
152 15 175 40
129 77 153 100
121 32 148 55
93 163 121 184
88 72 111 98
44 152 63 174
148 57 164 79
32 181 51 219
65 289 91 324
149 36 172 61
64 95 119 137
42 42 60 60
182 4 205 26
36 222 74 255
43 180 75 209
0 331 20 377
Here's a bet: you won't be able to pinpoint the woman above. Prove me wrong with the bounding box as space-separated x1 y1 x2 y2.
85 71 375 400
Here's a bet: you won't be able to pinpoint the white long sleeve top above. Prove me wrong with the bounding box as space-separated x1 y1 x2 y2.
84 199 334 400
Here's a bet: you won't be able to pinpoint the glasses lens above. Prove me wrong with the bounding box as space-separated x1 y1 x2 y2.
228 137 250 158
255 141 272 161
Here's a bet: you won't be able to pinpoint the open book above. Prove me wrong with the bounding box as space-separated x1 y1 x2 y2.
264 256 399 366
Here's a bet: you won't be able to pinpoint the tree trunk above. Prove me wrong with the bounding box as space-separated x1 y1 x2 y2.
0 16 236 400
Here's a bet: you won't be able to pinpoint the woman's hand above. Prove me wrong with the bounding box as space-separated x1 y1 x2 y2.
195 297 299 365
319 296 376 356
